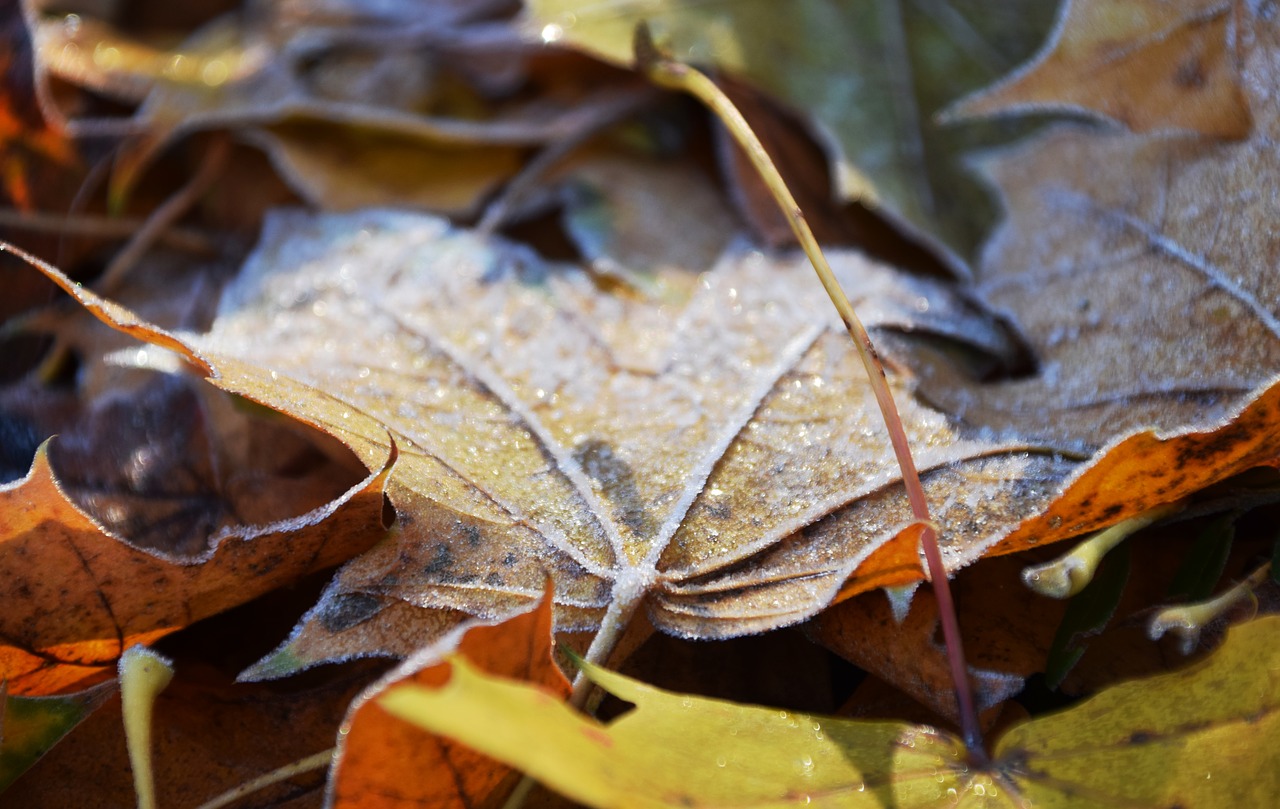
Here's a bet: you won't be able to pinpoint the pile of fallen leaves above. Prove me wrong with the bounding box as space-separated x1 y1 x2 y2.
2 0 1279 806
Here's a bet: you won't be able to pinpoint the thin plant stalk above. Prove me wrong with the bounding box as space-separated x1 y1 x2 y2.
634 26 985 757
193 749 334 809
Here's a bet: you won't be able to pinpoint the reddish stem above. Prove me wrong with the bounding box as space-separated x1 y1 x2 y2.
636 27 986 756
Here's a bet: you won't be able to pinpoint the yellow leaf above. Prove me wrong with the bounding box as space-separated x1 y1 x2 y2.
0 681 114 791
381 615 1280 808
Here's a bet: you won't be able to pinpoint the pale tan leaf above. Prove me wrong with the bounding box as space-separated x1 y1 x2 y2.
175 209 1068 674
899 7 1280 560
946 0 1252 137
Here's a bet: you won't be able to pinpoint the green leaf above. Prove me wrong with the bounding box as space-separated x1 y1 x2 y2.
381 615 1280 808
525 0 1057 265
0 683 114 791
1168 512 1235 601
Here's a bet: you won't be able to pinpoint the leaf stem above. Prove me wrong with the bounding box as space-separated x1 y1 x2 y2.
634 25 986 757
192 749 334 809
502 588 645 809
571 580 647 708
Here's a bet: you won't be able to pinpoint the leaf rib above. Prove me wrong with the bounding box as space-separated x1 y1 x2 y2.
642 323 827 573
372 308 624 579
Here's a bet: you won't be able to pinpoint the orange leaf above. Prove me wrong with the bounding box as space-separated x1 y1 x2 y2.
0 441 390 695
329 583 570 809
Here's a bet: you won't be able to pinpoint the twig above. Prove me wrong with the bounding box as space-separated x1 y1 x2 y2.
95 134 230 295
476 87 657 235
192 748 335 809
0 209 218 253
633 25 987 757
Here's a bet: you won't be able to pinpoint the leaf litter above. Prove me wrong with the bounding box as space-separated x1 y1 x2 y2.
524 0 1059 266
4 0 1280 804
19 207 1071 680
381 613 1280 808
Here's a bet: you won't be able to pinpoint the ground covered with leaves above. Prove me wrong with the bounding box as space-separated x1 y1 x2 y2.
1 0 1279 807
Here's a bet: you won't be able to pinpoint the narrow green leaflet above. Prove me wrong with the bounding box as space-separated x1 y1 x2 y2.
1043 542 1130 689
382 615 1280 808
1168 513 1235 601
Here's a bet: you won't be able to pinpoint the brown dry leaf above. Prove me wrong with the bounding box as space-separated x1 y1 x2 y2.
552 151 740 296
329 583 569 809
246 121 525 217
37 2 646 215
23 208 1073 678
891 6 1280 560
0 429 390 696
45 374 363 555
810 553 1060 723
925 7 1280 445
945 0 1252 138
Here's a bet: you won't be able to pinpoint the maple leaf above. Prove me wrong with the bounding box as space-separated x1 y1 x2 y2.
879 5 1280 561
945 0 1253 138
381 614 1280 808
13 209 1072 679
924 4 1280 445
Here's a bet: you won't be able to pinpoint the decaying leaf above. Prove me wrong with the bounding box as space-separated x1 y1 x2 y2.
945 0 1252 138
330 583 569 808
524 0 1057 265
35 1 646 215
381 614 1280 808
0 436 389 695
923 6 1280 445
45 374 362 557
887 7 1280 562
206 210 1079 673
19 208 1071 678
245 121 525 217
809 553 1059 723
553 151 740 295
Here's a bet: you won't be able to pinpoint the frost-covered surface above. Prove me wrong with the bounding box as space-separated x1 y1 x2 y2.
195 209 1070 674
